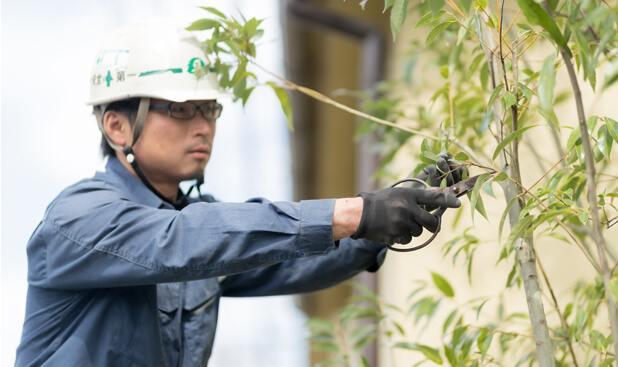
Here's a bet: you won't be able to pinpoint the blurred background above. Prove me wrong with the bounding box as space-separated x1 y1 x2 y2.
2 1 301 366
2 0 390 366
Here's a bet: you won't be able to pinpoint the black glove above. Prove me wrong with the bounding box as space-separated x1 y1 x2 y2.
351 187 461 245
413 154 467 187
406 154 467 211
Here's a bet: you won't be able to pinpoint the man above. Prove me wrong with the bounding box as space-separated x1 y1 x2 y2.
15 18 463 366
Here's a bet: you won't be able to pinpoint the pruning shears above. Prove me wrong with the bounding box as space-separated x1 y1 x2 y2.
386 174 484 252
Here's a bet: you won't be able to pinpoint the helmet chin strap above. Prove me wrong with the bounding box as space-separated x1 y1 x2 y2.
121 97 204 209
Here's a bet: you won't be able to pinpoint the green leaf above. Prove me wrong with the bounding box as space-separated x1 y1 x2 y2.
199 6 227 19
597 125 612 158
477 329 494 361
426 21 454 45
570 24 596 90
606 118 618 143
609 279 618 302
186 19 220 31
390 0 411 40
501 91 517 108
493 171 508 182
470 173 490 223
474 192 489 221
267 82 294 131
538 55 557 118
314 342 340 352
517 82 533 101
431 272 455 298
454 152 469 161
459 0 473 14
305 318 335 332
420 150 439 164
309 332 336 342
475 299 489 320
429 0 445 16
487 83 504 112
394 343 443 364
577 210 589 224
443 310 458 334
517 0 571 56
506 215 534 249
567 127 581 151
383 0 396 12
414 10 447 29
600 358 616 367
417 344 443 364
603 56 618 90
492 125 539 161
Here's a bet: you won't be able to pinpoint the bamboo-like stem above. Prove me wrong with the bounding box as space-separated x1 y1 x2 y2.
559 43 618 367
479 10 556 364
537 0 618 360
536 256 580 367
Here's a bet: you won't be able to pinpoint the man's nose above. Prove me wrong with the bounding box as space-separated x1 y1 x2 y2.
191 114 215 136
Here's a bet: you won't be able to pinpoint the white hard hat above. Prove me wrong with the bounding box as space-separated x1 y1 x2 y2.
87 17 230 106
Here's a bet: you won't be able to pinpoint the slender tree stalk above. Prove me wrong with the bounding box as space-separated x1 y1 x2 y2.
559 49 618 367
534 0 618 361
537 256 579 367
479 13 556 365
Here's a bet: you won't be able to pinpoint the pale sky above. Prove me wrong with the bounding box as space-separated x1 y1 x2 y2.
1 1 308 366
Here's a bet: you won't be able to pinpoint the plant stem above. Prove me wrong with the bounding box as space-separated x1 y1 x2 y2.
479 14 556 365
559 46 618 367
536 256 579 367
536 0 618 360
253 61 439 140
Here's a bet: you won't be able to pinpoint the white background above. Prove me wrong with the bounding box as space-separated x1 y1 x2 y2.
1 1 309 366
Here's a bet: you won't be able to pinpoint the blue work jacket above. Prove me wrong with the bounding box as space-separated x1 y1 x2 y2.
16 157 386 366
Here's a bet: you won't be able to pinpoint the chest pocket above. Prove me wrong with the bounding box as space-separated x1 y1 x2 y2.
157 279 220 367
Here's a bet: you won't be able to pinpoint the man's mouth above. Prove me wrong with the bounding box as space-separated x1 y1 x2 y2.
188 145 210 159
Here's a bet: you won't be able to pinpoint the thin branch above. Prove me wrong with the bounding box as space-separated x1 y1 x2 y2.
504 8 521 35
445 0 465 18
526 149 571 193
447 11 502 59
253 63 439 140
505 176 602 273
464 324 564 341
537 256 580 367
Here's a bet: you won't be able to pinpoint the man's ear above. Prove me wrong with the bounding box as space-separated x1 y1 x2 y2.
103 110 131 148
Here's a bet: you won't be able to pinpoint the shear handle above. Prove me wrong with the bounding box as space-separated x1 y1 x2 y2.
384 206 446 252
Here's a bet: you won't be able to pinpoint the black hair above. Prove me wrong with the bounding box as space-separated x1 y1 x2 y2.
99 98 141 158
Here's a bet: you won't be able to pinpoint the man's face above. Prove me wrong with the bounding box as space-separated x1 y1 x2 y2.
131 99 218 186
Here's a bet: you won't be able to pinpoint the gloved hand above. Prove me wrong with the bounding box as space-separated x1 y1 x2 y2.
412 154 467 188
351 187 460 245
405 154 468 211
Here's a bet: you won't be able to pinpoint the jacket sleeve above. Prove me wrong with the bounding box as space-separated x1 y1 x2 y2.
27 180 338 289
219 238 387 297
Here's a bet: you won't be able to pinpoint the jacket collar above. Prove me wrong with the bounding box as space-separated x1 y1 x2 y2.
97 156 175 209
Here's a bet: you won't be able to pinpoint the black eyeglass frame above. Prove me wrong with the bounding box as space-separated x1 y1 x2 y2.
149 101 223 120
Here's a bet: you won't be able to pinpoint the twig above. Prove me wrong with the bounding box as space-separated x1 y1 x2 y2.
253 62 439 140
446 10 502 59
536 256 580 367
538 0 618 359
505 176 602 273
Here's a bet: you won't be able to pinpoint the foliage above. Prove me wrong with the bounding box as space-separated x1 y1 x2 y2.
306 0 618 366
188 7 294 130
189 1 618 366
